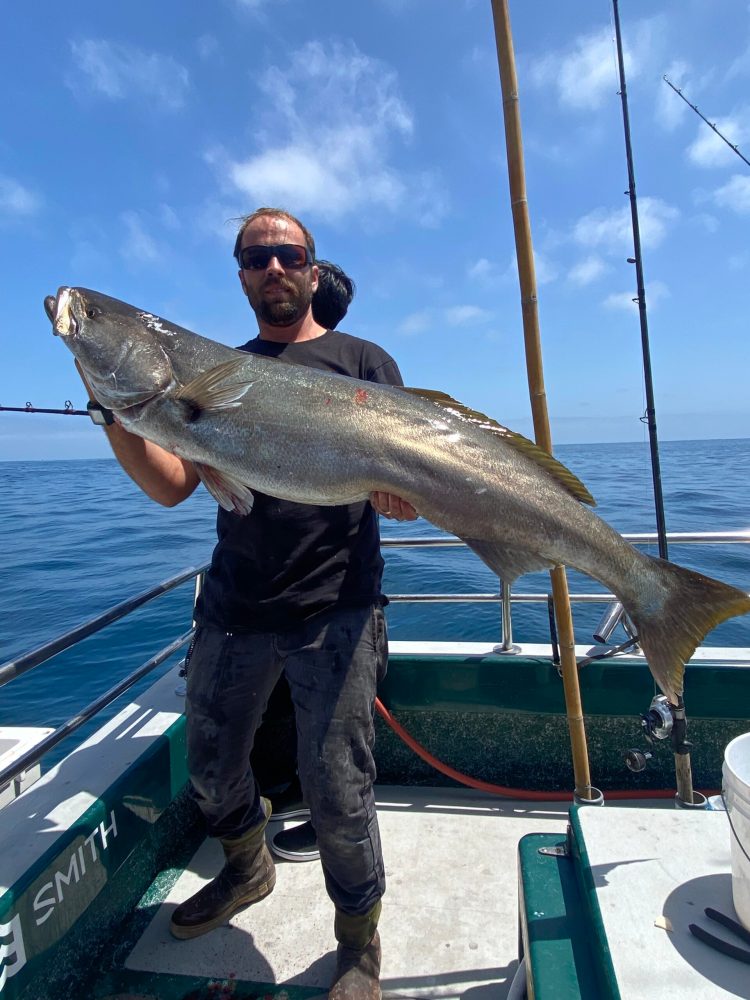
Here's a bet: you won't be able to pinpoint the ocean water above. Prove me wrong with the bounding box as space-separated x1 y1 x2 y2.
1 438 749 764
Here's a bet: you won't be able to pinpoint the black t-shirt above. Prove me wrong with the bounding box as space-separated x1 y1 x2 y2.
194 329 403 632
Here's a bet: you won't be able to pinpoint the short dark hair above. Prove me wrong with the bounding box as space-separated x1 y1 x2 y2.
312 260 356 330
232 207 316 264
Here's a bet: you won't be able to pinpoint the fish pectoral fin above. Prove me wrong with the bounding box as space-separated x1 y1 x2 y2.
175 359 253 420
462 538 554 585
194 462 255 516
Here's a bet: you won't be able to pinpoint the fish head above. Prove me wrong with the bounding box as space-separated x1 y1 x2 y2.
47 287 174 409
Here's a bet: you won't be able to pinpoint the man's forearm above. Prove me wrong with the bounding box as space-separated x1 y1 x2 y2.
100 421 200 506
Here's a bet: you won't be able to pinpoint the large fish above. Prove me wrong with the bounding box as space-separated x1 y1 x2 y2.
46 286 750 704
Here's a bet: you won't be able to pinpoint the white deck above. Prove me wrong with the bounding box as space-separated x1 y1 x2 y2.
578 805 749 999
125 787 570 998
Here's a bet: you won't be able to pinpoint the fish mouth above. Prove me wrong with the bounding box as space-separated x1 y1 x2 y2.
46 288 79 337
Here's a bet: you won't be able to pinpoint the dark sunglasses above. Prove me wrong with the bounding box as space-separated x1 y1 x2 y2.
238 244 313 271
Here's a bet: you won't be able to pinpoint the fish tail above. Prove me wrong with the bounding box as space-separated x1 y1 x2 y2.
625 556 750 704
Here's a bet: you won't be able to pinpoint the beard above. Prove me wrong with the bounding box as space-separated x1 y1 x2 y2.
248 276 314 327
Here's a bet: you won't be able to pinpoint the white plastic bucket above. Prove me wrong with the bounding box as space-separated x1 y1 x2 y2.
723 732 750 930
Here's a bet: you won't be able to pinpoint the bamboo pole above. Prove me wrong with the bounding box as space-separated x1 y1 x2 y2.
490 0 596 801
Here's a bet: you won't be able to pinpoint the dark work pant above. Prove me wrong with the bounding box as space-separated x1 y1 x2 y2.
185 604 388 916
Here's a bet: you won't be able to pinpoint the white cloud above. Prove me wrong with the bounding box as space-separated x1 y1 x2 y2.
530 29 616 111
444 305 491 326
196 35 219 60
467 257 497 283
158 203 181 231
528 28 623 112
573 198 678 253
211 40 446 226
713 174 750 215
194 197 242 243
687 110 750 168
398 310 431 336
726 42 750 81
527 18 666 114
602 289 638 311
532 250 558 285
397 304 492 336
568 255 608 287
603 279 669 311
68 39 189 111
0 175 40 217
690 212 720 234
230 147 360 211
120 211 164 265
656 62 691 132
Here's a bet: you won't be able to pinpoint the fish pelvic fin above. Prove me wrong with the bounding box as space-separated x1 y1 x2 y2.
402 387 595 506
625 557 750 703
462 538 554 584
175 358 253 420
194 462 255 516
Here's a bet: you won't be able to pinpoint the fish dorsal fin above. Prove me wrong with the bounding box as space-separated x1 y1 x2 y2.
175 358 253 419
401 386 596 507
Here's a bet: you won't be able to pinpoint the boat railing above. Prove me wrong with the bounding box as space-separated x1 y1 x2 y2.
1 529 748 790
0 564 205 687
381 530 750 650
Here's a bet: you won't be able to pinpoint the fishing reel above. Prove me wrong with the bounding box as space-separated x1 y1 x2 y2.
622 695 675 773
641 695 673 743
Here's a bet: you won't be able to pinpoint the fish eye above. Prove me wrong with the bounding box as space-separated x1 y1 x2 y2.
85 306 100 319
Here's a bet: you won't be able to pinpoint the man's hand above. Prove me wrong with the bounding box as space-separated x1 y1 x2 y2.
370 491 418 521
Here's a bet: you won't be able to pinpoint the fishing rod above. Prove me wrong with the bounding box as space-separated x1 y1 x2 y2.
613 2 699 809
0 402 89 416
612 0 669 563
663 75 750 169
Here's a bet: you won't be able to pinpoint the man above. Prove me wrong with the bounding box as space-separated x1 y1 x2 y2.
259 258 362 864
80 207 415 998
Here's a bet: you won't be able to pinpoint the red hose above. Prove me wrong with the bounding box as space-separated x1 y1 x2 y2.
374 697 715 802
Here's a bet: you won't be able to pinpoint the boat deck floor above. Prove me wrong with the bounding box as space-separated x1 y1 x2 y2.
94 786 575 999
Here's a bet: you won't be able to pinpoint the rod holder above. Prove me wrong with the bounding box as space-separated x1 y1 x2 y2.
675 790 708 810
593 601 625 643
574 786 604 806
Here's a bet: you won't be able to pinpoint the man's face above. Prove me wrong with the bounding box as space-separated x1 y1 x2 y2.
238 216 318 327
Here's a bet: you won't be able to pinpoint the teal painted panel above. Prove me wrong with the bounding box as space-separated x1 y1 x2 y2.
518 832 615 999
384 654 750 719
0 716 192 1000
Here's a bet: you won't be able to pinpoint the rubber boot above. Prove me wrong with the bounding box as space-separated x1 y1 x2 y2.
329 900 382 999
170 797 276 939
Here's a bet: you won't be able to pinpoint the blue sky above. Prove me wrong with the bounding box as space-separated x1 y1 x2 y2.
2 0 749 460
